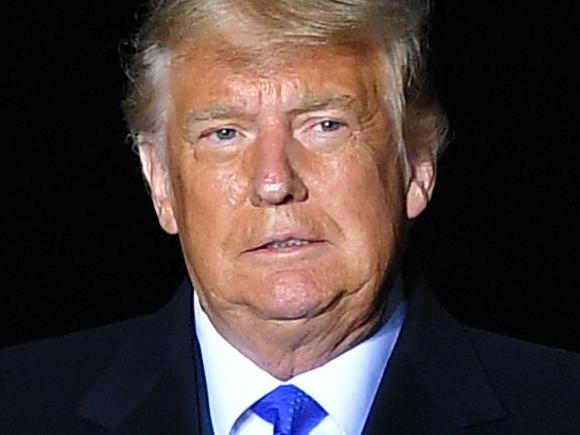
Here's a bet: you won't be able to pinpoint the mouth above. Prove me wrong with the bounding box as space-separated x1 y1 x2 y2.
245 236 325 255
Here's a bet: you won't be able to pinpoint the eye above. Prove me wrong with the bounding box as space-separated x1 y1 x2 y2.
318 120 342 132
213 128 238 141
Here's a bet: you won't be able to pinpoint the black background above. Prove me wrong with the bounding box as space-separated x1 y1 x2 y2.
2 1 579 351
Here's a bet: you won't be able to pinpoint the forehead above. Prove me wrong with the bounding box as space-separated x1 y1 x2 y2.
167 35 387 114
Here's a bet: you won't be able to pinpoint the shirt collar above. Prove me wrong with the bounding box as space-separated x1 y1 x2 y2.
194 278 406 435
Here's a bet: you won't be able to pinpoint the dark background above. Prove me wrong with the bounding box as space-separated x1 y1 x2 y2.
2 1 579 351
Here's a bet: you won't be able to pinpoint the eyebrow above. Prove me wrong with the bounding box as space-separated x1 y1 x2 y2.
185 104 253 123
287 94 360 116
182 104 254 140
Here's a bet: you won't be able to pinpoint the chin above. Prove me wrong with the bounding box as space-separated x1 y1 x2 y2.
242 271 336 321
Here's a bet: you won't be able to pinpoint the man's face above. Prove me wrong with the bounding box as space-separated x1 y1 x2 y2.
142 37 433 331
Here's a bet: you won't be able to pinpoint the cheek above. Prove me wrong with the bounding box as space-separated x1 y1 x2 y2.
170 156 248 268
172 171 237 300
317 147 405 265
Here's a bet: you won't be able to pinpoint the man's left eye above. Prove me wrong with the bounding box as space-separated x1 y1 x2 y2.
318 120 342 132
214 128 238 140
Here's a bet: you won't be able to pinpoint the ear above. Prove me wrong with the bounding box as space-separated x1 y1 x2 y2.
405 152 437 219
137 135 178 234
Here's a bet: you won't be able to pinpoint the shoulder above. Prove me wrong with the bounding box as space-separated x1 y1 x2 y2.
0 281 196 434
0 316 143 395
404 273 580 394
396 276 580 433
0 282 189 385
465 325 580 395
0 313 146 376
462 325 580 431
0 311 156 431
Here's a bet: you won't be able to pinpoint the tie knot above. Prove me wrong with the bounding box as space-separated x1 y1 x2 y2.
250 384 327 435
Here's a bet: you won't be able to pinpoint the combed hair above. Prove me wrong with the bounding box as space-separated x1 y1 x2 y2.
122 0 448 163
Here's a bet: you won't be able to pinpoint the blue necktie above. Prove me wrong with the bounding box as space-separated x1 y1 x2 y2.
250 384 328 435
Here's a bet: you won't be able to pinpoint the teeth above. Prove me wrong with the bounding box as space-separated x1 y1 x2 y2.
268 239 309 249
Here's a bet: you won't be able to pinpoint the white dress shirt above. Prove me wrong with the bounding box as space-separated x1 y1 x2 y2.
194 279 406 435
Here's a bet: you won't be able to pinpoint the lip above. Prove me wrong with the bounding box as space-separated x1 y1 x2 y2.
243 231 327 256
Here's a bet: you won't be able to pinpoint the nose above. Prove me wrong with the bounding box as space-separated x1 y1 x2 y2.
250 130 308 207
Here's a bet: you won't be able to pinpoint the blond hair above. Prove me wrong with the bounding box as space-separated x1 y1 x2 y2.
122 0 448 162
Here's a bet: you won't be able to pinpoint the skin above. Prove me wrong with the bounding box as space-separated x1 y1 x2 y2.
138 35 436 380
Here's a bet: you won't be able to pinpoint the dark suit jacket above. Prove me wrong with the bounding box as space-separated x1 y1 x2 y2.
2 273 580 434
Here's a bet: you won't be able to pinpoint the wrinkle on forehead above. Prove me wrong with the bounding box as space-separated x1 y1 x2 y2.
172 41 383 110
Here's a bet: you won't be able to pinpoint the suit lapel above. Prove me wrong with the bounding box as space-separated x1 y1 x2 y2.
76 280 212 434
363 272 506 434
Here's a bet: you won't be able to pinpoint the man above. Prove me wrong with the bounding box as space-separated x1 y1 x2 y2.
1 1 579 434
